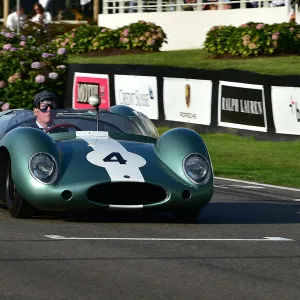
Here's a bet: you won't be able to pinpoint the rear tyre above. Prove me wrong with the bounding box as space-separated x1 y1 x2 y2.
5 159 34 218
173 208 202 223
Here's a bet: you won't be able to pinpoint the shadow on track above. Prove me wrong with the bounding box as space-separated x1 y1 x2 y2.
3 200 296 225
200 201 300 224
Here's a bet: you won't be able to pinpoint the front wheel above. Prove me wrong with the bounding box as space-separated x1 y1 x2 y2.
5 158 34 218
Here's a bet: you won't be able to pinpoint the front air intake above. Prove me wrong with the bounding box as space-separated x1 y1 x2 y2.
87 182 168 206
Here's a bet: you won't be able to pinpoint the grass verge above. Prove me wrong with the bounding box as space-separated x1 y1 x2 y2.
158 127 300 188
69 49 300 76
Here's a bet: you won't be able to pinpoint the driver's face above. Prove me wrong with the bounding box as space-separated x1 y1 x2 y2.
34 100 56 126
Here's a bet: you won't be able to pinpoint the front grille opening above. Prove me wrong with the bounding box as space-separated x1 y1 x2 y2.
87 182 168 205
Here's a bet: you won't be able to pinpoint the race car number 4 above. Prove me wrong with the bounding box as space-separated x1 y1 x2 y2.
84 137 147 182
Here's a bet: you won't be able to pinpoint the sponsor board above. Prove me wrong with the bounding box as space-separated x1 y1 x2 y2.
114 75 158 120
72 73 110 109
271 86 300 135
163 77 212 125
218 81 267 132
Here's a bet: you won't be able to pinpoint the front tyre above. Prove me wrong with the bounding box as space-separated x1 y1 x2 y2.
5 158 34 218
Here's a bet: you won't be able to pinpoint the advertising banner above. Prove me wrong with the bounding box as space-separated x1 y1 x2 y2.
114 75 158 120
218 81 267 132
163 77 212 125
72 73 110 110
271 86 300 135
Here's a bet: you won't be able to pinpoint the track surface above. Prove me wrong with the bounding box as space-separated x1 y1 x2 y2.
0 178 299 300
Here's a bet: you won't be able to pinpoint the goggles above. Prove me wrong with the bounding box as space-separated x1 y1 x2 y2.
37 100 57 112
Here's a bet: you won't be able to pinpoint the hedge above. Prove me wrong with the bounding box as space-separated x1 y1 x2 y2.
204 22 300 57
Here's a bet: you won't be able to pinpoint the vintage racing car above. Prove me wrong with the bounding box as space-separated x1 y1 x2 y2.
0 96 214 222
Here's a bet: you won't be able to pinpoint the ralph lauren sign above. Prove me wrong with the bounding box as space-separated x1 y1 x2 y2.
218 81 267 132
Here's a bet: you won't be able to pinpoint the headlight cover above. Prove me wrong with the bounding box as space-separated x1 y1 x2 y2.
183 153 210 184
29 152 58 184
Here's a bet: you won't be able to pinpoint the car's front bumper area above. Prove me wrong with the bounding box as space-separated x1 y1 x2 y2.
18 177 214 213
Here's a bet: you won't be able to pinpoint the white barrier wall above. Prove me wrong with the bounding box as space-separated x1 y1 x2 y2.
98 7 288 51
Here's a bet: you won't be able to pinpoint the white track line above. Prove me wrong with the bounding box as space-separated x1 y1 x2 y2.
215 184 264 189
215 177 300 192
45 235 294 241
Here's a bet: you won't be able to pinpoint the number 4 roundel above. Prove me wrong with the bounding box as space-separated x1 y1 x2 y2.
84 137 147 182
103 152 127 164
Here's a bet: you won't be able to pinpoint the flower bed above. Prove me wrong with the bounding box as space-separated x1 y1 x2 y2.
204 22 300 57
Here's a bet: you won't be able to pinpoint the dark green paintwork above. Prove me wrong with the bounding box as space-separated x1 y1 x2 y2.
0 113 214 214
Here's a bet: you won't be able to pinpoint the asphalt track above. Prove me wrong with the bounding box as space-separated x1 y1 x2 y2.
0 178 299 300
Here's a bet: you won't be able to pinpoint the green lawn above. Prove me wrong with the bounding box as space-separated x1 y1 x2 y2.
158 128 300 188
69 49 300 75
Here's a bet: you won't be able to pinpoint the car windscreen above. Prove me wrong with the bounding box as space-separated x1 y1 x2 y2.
55 111 143 135
4 109 144 136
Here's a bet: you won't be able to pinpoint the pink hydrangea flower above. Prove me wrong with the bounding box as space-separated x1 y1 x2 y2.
0 81 6 88
35 75 45 83
3 44 12 51
122 29 129 37
147 38 155 46
5 32 14 38
31 62 42 69
57 48 67 55
256 24 264 30
248 42 257 49
20 41 26 47
8 73 21 83
49 72 58 80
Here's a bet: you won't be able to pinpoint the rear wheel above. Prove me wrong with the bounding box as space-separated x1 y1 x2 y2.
5 159 34 218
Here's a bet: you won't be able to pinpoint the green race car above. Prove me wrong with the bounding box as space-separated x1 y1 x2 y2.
0 97 214 222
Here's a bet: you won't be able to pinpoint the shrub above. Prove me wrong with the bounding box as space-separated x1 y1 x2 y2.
204 22 300 57
50 25 111 54
0 31 68 109
115 20 167 51
50 20 168 54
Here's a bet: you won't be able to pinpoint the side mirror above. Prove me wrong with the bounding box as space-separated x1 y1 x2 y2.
88 94 101 111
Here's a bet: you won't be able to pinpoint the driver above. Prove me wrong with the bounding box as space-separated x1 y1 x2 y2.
32 90 58 131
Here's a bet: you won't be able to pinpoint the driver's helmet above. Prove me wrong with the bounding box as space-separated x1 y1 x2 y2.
33 90 58 112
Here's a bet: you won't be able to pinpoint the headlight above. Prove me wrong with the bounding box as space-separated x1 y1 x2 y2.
29 152 58 184
183 153 210 184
